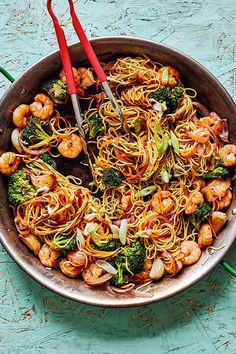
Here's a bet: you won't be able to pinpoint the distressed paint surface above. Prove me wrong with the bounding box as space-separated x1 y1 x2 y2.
0 0 236 353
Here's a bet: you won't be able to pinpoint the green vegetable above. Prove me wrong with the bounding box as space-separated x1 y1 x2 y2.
102 168 123 188
170 131 180 154
39 153 57 170
86 114 105 139
157 132 170 154
135 185 157 198
41 79 68 104
203 167 229 179
8 168 36 206
160 168 171 183
191 202 212 230
214 156 224 168
150 86 184 114
21 117 51 146
50 234 76 250
133 117 142 134
111 241 145 287
95 239 122 252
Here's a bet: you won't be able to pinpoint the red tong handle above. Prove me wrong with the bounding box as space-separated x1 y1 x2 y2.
68 0 107 83
47 0 77 95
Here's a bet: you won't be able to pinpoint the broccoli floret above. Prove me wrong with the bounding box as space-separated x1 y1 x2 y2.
102 168 123 188
150 86 184 114
50 234 76 250
8 168 36 206
21 117 51 146
191 202 212 230
39 153 57 170
86 114 105 138
111 258 127 287
41 79 68 104
96 239 122 252
110 241 145 287
203 167 229 179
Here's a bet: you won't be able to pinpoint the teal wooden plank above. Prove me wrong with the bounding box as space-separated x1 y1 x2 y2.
0 0 236 353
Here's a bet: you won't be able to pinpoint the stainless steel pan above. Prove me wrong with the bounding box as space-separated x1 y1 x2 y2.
0 36 236 307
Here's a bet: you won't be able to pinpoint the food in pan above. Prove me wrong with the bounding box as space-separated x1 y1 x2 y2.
0 56 234 296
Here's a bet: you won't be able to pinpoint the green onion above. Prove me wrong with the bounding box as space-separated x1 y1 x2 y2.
161 67 169 83
135 185 157 198
119 219 128 245
90 231 103 247
170 131 180 154
96 260 118 275
160 169 171 183
157 133 170 155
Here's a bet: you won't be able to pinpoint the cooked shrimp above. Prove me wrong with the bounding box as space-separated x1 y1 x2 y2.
185 191 204 214
192 177 206 190
59 259 83 278
12 104 31 128
60 67 94 96
19 233 41 255
157 66 179 87
0 152 21 176
215 189 232 210
209 211 227 233
77 67 95 89
199 112 228 141
151 190 175 214
129 259 152 283
60 66 80 86
198 223 213 248
30 93 54 120
180 241 201 265
219 144 236 166
121 195 132 212
30 172 57 191
38 244 61 268
57 133 83 158
201 178 230 204
82 262 104 282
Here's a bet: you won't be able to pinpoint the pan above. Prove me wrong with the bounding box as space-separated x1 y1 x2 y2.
0 36 236 307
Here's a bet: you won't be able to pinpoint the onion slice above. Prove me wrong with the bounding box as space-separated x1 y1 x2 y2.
108 284 135 293
19 137 50 155
96 260 117 275
119 219 128 245
86 273 113 286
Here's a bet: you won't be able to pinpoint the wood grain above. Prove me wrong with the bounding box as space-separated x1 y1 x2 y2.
0 0 235 353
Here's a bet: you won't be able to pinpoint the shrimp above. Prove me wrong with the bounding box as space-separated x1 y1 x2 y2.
82 262 104 282
30 172 57 191
151 190 175 214
215 189 232 210
219 144 236 166
30 93 54 120
19 233 41 256
121 195 132 212
199 112 228 142
192 177 206 190
156 66 179 87
180 240 201 265
60 67 94 96
209 211 227 233
201 178 230 204
0 152 21 176
57 133 83 158
129 259 152 283
12 104 31 128
198 223 213 248
185 191 204 214
38 244 61 268
59 259 83 278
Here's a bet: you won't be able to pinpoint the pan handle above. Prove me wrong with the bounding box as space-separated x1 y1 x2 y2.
221 260 236 277
0 66 15 83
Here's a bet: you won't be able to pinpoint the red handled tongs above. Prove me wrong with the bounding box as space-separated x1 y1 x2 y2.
47 0 133 143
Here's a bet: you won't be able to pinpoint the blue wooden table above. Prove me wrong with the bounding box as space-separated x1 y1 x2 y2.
0 1 236 353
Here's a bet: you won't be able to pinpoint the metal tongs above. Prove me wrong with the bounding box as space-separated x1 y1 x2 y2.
47 0 133 161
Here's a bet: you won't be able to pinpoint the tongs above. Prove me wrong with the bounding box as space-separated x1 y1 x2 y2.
47 0 133 153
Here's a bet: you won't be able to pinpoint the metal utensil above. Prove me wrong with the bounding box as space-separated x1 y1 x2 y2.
47 0 133 141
